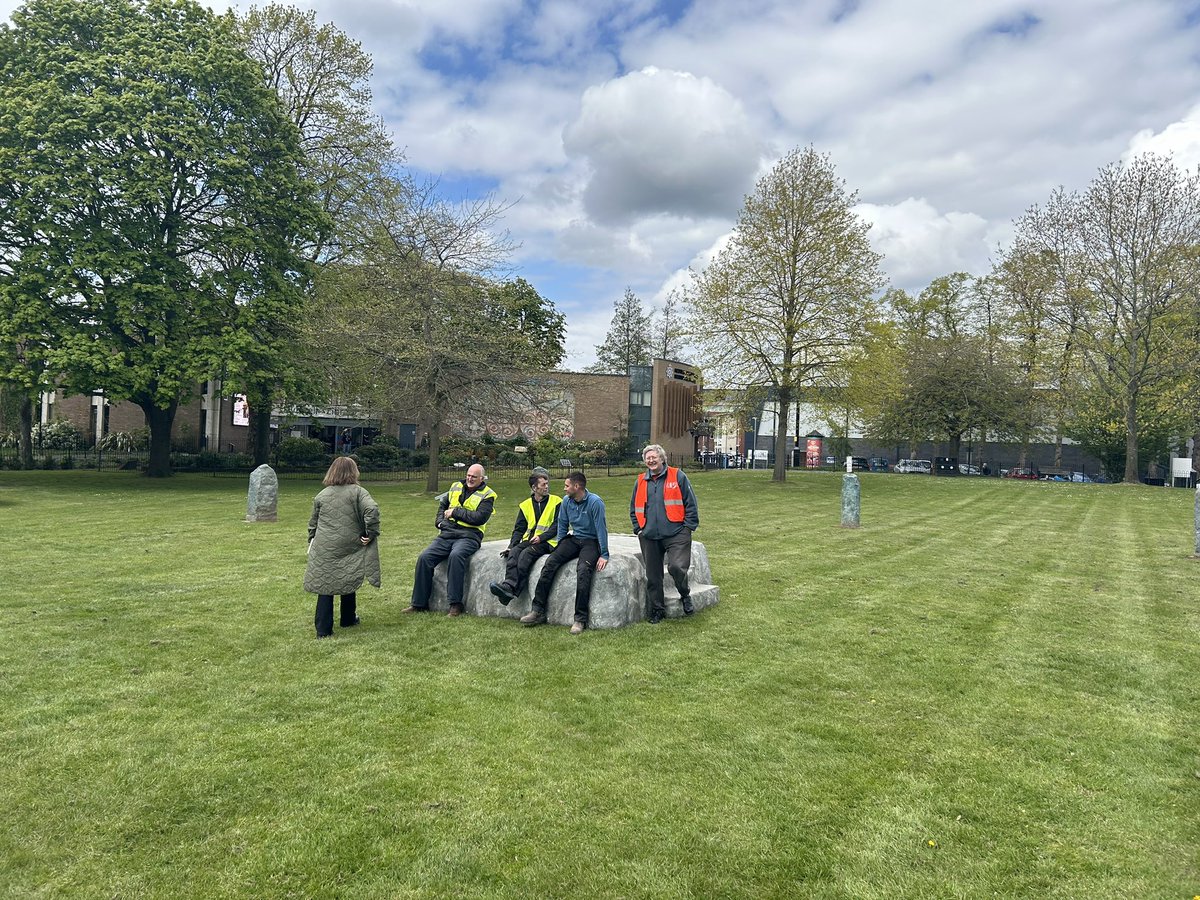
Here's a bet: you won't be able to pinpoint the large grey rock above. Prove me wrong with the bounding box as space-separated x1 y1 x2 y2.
422 533 718 629
245 464 278 523
841 473 861 528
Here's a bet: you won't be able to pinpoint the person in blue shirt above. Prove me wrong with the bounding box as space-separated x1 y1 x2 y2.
520 471 609 634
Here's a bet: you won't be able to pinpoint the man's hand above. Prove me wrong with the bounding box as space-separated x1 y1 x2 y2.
530 534 541 544
499 548 509 558
596 557 608 571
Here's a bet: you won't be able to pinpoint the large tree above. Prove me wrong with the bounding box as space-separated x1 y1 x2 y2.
1009 154 1200 482
588 287 651 373
0 0 321 475
686 146 885 481
235 3 393 464
311 178 562 492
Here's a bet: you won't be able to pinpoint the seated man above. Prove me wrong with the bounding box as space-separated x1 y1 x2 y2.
489 472 561 605
405 463 496 618
521 471 608 635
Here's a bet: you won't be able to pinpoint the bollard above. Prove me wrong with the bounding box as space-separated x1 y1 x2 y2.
841 473 861 528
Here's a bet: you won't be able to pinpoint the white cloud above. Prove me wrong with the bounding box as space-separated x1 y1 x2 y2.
856 198 994 290
562 67 763 223
1124 104 1200 171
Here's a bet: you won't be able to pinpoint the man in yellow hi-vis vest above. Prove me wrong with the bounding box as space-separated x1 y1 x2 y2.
404 463 496 618
490 472 561 605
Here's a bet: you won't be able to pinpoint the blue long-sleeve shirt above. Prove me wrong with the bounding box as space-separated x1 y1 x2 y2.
556 490 609 559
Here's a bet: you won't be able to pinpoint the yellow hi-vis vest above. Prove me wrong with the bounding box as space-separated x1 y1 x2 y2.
447 481 497 536
518 493 562 547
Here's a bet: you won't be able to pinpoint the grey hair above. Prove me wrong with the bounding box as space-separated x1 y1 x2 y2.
642 444 667 461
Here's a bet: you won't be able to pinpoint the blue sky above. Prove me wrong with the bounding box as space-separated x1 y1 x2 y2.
7 0 1200 368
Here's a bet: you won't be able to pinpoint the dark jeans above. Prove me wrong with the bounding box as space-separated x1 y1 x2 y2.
411 534 480 607
639 529 692 615
533 535 601 623
503 539 555 595
315 592 356 636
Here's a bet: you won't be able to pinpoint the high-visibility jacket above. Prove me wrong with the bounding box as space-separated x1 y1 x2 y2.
633 466 685 529
447 481 497 536
518 493 561 547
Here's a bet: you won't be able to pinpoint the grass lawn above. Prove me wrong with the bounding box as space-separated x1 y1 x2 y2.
0 469 1197 899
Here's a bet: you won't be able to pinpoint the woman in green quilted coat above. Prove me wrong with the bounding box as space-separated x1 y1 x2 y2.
305 456 381 637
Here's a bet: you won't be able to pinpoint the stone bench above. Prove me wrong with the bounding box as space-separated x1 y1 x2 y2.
421 533 719 629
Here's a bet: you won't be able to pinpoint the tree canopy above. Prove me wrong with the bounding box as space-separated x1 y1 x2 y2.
0 0 323 475
686 146 885 481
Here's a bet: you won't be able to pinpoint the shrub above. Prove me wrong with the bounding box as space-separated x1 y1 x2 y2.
32 420 82 450
98 429 149 452
277 436 328 466
355 443 401 469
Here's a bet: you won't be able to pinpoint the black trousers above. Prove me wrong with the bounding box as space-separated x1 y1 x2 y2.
411 534 480 607
503 539 555 595
532 535 601 623
639 529 692 615
315 592 356 636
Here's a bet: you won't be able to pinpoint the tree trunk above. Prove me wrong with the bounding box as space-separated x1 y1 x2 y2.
772 385 791 482
141 401 178 477
949 433 962 461
1191 430 1199 479
424 421 442 493
247 382 274 466
1123 391 1139 484
18 395 34 469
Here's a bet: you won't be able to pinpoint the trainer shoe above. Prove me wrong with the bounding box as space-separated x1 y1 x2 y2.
401 605 427 614
447 603 464 618
681 596 695 616
489 581 514 606
570 621 585 635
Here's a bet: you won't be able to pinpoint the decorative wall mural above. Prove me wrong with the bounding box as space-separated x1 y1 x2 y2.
446 383 576 441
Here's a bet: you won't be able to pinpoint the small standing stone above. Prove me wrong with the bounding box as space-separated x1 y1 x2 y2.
246 464 278 523
1194 484 1199 557
841 473 861 528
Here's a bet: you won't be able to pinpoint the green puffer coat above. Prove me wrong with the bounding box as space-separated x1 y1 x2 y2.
304 484 382 595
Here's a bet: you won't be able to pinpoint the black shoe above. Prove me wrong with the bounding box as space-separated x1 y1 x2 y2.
489 581 514 606
648 610 664 624
681 597 695 616
447 603 464 618
341 616 361 628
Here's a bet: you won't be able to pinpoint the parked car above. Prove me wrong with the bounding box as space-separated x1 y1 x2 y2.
958 463 981 475
868 457 890 472
1005 467 1039 479
851 456 869 471
1070 472 1093 483
895 458 932 474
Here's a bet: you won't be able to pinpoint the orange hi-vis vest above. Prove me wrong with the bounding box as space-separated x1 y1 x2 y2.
633 466 685 529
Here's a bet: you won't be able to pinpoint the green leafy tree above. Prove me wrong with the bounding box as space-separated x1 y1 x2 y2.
588 287 651 373
686 146 886 481
1009 154 1200 482
484 277 566 368
0 0 322 476
310 178 560 492
650 288 689 362
235 3 393 464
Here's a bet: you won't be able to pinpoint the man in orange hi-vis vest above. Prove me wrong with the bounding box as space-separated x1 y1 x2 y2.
630 443 700 624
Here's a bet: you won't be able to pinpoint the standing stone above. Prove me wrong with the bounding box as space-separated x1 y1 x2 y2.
841 473 861 528
246 464 278 523
1194 484 1199 557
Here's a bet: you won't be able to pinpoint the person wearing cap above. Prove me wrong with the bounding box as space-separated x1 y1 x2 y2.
489 472 561 605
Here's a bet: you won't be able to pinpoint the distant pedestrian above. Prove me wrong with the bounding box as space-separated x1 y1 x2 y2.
304 456 381 638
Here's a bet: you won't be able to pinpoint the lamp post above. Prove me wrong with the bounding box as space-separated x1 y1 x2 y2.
750 416 757 470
